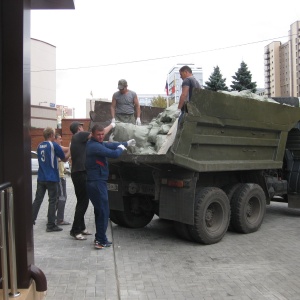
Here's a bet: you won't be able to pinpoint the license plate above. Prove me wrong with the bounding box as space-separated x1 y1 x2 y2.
107 183 118 191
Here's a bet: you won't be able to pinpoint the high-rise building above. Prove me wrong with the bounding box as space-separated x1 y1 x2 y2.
166 64 203 103
264 20 300 98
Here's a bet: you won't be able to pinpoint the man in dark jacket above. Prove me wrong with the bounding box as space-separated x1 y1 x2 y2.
69 121 114 240
85 124 136 249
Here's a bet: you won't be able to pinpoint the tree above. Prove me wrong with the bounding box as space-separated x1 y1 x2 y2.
230 61 257 93
151 95 174 108
204 66 228 91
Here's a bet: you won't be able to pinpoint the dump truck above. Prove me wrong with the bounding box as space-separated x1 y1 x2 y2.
106 89 300 245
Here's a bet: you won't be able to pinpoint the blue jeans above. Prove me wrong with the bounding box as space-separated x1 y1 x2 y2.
32 181 58 228
86 180 109 244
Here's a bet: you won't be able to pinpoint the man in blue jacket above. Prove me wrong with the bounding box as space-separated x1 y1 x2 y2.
85 124 136 249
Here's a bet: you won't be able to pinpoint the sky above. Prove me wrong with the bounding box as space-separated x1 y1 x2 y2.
31 0 300 118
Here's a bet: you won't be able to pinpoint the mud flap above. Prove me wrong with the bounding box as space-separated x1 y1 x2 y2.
108 181 124 211
159 177 197 225
287 194 300 208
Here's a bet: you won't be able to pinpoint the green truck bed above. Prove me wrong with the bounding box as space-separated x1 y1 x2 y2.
111 89 300 173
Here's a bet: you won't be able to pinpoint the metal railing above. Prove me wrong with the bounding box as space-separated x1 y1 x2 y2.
0 182 20 299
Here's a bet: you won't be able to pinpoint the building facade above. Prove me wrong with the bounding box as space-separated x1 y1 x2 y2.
166 63 203 103
30 38 57 128
264 21 300 98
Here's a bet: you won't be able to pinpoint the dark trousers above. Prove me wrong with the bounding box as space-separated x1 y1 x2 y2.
56 177 67 222
70 171 89 235
32 181 57 228
86 180 109 244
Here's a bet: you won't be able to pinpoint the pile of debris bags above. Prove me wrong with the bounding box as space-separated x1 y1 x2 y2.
109 104 178 155
109 90 287 155
220 90 282 104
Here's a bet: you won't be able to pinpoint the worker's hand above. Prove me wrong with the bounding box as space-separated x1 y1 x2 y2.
174 109 181 118
110 122 116 128
112 118 116 123
118 144 127 151
136 117 141 126
127 139 136 147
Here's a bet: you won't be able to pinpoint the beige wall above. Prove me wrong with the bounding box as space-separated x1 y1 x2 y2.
31 105 57 129
31 38 56 107
30 38 57 128
270 42 281 97
289 21 300 97
264 41 281 97
280 42 290 96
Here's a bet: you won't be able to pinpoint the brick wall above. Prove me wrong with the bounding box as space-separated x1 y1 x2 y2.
61 118 90 147
30 103 163 150
30 119 90 151
30 128 44 151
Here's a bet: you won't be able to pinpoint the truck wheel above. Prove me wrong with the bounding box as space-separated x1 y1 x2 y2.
222 183 243 231
115 197 154 228
230 183 266 233
109 210 126 227
173 221 193 241
222 183 243 203
188 187 230 245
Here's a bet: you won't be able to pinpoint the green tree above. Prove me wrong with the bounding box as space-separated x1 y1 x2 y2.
230 61 257 93
204 66 228 91
151 95 174 108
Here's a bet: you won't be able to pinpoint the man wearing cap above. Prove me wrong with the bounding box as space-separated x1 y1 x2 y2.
69 121 115 240
111 79 141 125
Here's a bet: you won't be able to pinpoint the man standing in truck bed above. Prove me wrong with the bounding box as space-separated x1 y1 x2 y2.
111 79 141 125
177 65 202 120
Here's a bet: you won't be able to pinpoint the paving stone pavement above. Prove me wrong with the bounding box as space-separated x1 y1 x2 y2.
32 174 300 300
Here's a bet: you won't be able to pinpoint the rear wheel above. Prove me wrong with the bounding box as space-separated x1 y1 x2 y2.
110 196 154 228
222 183 243 203
188 187 230 245
230 183 266 233
109 209 126 227
222 183 243 231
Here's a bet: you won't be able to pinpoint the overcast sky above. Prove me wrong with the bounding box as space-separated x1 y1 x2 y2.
31 0 300 118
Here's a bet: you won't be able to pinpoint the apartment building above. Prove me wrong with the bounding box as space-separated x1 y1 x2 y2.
264 21 300 97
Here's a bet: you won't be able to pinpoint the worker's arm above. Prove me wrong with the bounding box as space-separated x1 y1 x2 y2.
104 123 115 135
134 96 141 118
62 147 71 162
61 145 69 153
177 86 189 110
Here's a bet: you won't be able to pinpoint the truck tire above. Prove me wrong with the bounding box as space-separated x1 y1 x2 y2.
112 197 154 228
222 183 243 203
173 221 193 241
188 187 230 245
230 183 266 233
222 183 243 231
109 210 126 227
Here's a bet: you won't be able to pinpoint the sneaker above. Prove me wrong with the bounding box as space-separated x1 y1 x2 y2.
46 225 63 232
70 232 87 240
81 229 92 235
57 220 71 225
94 241 104 249
94 239 112 247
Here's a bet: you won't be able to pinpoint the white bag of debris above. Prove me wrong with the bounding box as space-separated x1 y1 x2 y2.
110 103 179 154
